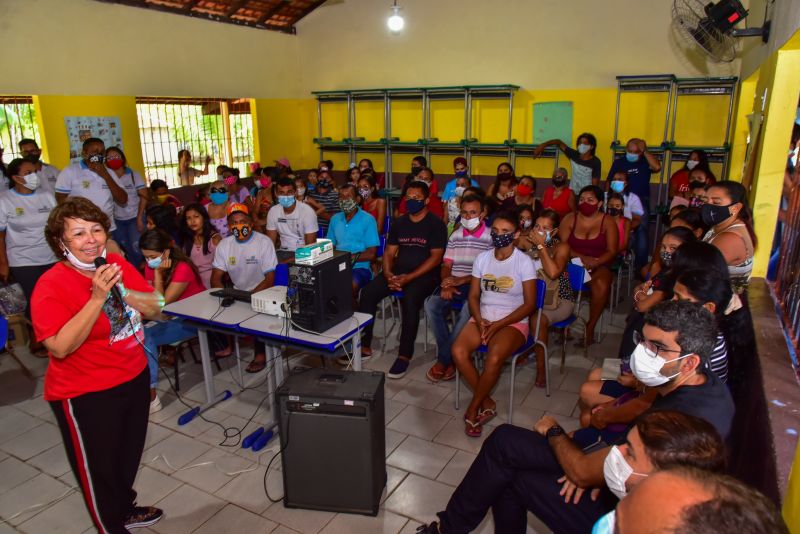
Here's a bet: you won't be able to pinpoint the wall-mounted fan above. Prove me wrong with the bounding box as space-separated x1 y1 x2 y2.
672 0 771 63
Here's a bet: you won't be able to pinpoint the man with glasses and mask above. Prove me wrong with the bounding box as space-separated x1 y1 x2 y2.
417 300 734 534
18 138 60 196
55 137 128 232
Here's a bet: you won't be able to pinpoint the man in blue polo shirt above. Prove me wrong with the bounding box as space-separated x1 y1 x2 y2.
327 184 380 295
441 157 479 202
606 138 661 271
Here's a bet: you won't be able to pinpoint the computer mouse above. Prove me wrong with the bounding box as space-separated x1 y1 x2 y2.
221 296 235 307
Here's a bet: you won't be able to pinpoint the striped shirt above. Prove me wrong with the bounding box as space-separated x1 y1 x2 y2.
443 221 494 277
309 189 340 230
707 332 729 384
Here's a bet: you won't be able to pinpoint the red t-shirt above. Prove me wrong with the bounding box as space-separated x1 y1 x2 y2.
32 254 153 401
670 169 691 196
144 261 205 301
542 186 574 218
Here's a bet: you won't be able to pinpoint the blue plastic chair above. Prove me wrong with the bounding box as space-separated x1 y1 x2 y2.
454 279 550 425
317 227 325 238
274 264 289 287
550 263 586 372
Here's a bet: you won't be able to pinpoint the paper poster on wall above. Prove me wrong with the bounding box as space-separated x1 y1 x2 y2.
64 116 123 164
533 102 573 145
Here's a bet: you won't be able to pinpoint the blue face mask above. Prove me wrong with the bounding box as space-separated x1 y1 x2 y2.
610 180 626 193
406 198 425 214
455 170 468 177
591 510 616 534
307 183 316 192
147 255 163 269
210 191 228 205
625 152 639 163
278 195 296 208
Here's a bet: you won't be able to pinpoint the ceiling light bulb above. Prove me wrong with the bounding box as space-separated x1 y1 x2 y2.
387 4 404 32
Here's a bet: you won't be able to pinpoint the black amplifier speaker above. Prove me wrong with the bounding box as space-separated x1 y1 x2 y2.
288 251 353 332
275 368 386 515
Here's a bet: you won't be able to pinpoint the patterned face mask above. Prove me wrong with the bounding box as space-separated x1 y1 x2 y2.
490 231 515 249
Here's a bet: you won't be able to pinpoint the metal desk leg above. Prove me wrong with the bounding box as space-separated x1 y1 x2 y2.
178 328 232 425
352 330 362 371
235 336 244 387
272 346 284 385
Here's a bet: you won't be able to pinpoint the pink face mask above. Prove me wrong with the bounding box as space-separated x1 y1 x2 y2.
259 177 271 189
223 175 236 186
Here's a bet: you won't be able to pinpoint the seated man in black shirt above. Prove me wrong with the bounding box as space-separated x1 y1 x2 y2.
358 181 447 379
418 300 735 534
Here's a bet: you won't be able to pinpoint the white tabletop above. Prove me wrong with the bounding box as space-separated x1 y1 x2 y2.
163 289 259 327
238 312 373 351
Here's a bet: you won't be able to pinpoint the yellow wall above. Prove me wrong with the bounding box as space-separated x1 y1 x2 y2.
34 95 145 173
745 31 800 277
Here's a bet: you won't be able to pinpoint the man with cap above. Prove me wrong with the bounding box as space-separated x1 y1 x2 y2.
211 202 278 373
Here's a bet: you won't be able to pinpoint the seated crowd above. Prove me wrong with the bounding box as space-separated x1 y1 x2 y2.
0 134 783 532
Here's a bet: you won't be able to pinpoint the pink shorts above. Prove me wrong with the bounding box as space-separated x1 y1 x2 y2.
469 318 529 339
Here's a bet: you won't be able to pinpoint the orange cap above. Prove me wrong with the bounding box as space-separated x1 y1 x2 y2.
226 202 249 217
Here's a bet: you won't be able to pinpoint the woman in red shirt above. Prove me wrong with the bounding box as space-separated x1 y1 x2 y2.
395 167 444 220
139 229 204 412
32 198 165 533
542 167 576 218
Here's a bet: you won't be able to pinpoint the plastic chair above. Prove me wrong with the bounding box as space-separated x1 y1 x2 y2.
317 227 325 238
454 279 550 425
0 315 33 379
549 263 585 372
275 263 289 287
573 261 611 344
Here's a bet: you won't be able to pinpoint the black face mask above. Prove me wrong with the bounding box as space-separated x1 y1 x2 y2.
25 152 41 164
701 203 733 226
606 207 622 217
411 166 422 176
552 177 566 187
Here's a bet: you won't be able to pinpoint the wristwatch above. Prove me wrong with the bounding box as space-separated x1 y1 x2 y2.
546 424 565 439
536 244 545 251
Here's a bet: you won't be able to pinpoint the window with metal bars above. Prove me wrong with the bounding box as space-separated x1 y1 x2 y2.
0 96 40 165
135 97 254 187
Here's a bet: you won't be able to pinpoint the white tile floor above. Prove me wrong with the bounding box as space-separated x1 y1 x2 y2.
0 300 631 533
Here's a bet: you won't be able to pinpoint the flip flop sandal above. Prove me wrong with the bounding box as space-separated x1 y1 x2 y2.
476 407 497 426
245 359 267 373
464 418 482 438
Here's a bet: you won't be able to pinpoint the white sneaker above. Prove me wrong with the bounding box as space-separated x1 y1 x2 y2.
149 395 162 414
336 352 373 366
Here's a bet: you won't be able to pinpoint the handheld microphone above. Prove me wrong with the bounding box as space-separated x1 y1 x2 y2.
93 256 125 304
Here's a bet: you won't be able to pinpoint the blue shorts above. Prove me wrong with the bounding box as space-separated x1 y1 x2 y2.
352 268 373 289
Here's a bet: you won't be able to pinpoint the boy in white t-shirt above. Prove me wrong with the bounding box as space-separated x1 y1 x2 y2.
266 177 318 251
211 202 278 373
451 211 537 438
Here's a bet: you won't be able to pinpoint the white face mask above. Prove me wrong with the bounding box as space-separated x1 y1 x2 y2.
603 445 648 500
19 172 40 191
62 243 106 271
577 143 591 155
297 187 306 197
686 160 699 170
629 343 692 387
454 186 466 197
461 216 481 231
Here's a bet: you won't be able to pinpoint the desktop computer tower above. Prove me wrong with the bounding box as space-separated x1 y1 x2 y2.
288 251 353 332
275 368 386 516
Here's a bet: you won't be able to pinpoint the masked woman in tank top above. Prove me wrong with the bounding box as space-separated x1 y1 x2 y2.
700 181 755 295
559 185 618 346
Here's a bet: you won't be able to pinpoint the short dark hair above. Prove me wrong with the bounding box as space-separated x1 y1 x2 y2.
671 207 707 234
45 197 110 256
17 138 37 148
105 146 127 167
275 177 295 190
459 194 485 212
537 208 560 228
607 192 626 206
339 183 357 197
412 155 427 167
635 411 725 473
578 184 604 203
577 132 597 155
6 158 31 178
149 179 168 192
418 166 435 180
643 300 717 364
82 137 104 150
665 466 789 534
675 269 732 318
661 226 697 247
492 210 520 231
406 180 430 199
